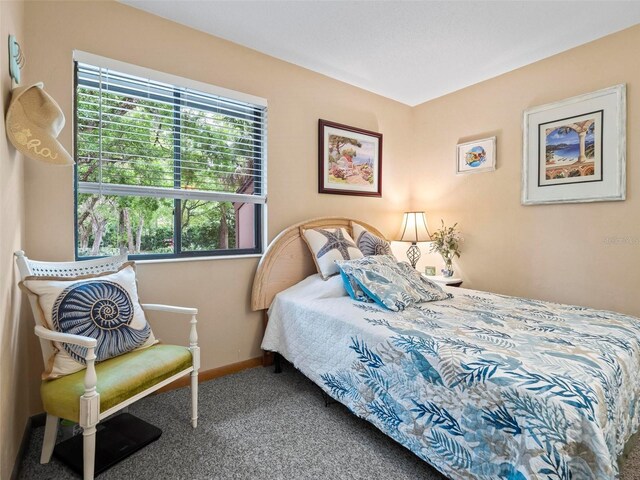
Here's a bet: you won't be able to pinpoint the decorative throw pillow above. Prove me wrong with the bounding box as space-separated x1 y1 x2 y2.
339 267 374 303
337 255 451 311
20 262 157 379
351 222 394 257
301 227 363 280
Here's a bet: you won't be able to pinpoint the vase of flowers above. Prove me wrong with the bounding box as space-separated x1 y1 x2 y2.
429 220 462 277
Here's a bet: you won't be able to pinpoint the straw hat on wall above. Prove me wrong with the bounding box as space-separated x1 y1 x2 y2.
6 82 73 165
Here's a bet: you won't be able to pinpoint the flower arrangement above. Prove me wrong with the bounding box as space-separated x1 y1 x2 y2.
429 220 463 277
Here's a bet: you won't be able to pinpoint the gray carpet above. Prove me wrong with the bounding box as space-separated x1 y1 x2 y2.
18 364 443 479
17 364 640 479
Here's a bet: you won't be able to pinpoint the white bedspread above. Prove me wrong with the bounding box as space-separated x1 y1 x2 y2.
262 274 640 479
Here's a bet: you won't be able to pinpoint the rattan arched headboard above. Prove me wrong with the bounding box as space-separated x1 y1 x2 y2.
251 217 385 311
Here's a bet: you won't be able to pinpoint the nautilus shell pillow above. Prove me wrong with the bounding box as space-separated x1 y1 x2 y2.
21 262 157 379
351 222 394 257
301 227 363 280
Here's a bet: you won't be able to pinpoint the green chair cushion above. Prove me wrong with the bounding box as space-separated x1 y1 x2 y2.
41 344 192 422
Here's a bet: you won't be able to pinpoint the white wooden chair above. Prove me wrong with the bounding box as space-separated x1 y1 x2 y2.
15 251 200 480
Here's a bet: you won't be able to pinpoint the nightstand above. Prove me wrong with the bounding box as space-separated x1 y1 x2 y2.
424 275 463 288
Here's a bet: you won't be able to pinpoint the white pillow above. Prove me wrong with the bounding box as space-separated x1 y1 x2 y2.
21 262 157 379
301 227 363 280
351 222 394 257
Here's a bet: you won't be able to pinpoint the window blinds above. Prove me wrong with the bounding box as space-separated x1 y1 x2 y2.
75 61 267 204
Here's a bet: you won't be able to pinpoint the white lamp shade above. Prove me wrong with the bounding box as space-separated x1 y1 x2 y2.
397 211 430 243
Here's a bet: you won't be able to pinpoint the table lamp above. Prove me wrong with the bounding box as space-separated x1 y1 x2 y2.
397 211 431 268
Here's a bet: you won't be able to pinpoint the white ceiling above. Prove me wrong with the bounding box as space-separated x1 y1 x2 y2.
121 1 640 106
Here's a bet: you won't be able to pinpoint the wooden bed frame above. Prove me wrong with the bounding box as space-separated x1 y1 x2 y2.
251 216 386 366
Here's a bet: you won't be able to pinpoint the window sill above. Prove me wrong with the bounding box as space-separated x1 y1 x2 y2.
136 253 262 265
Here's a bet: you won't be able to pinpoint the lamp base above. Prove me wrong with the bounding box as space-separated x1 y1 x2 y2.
406 243 421 269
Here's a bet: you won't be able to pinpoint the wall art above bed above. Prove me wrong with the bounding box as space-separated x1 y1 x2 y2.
456 136 496 174
318 119 382 197
522 84 626 205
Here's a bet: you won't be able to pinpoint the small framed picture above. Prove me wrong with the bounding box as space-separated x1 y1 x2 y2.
318 119 382 197
456 136 496 174
424 266 436 276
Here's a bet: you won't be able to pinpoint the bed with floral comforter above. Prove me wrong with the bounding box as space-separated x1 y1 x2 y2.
262 274 640 479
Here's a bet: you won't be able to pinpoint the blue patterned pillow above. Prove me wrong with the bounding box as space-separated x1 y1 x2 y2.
339 268 374 303
21 262 157 379
337 255 451 311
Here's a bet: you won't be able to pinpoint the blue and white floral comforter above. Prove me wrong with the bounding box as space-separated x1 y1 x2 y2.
262 274 640 479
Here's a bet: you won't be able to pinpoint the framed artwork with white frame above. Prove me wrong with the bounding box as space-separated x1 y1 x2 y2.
522 84 626 205
456 136 496 174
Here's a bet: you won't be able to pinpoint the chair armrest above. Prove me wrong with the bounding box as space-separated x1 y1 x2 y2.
34 325 97 349
141 304 199 370
141 304 198 316
35 325 101 427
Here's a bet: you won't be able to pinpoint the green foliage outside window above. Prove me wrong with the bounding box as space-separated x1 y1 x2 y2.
76 75 261 257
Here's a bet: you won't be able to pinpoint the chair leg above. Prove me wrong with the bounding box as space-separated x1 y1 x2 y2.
191 370 198 428
40 414 59 464
83 425 97 480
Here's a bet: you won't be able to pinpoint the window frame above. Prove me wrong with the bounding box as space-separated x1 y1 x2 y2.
73 53 266 261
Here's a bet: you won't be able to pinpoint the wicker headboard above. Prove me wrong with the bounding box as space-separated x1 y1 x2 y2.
251 217 385 311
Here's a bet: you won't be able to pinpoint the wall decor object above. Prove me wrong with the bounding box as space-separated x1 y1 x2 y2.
8 35 24 84
318 119 382 197
522 84 626 205
456 136 496 174
6 83 74 165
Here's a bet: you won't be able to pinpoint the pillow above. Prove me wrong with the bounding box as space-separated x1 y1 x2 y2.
20 262 157 379
337 255 451 311
339 269 373 303
351 222 394 257
301 227 363 280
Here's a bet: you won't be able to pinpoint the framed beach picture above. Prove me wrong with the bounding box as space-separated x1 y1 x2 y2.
318 119 382 197
522 85 626 205
456 137 496 174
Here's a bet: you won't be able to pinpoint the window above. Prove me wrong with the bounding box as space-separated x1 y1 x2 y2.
74 54 267 259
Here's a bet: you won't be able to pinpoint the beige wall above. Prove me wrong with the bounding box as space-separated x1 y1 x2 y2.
412 25 640 317
21 0 414 408
4 0 640 474
0 1 28 477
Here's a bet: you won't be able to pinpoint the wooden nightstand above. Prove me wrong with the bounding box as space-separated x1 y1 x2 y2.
424 275 463 288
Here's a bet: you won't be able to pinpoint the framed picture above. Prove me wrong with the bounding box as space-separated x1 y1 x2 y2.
456 137 496 174
318 119 382 197
522 84 626 205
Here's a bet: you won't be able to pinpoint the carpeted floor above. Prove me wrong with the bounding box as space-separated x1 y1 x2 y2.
17 364 640 479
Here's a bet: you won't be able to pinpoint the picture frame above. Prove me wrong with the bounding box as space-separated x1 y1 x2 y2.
424 266 436 276
318 119 382 197
456 136 496 174
522 84 626 205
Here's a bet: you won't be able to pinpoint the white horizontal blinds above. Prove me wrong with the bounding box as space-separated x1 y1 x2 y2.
76 62 267 204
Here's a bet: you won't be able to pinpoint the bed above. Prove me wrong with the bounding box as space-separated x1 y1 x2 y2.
252 217 640 479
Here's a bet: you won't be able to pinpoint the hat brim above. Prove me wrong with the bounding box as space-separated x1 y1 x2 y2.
6 83 73 166
6 123 73 165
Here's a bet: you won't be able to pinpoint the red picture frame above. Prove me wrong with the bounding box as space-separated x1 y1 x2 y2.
318 119 382 197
